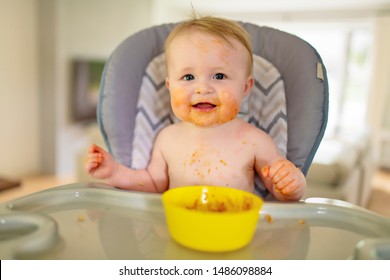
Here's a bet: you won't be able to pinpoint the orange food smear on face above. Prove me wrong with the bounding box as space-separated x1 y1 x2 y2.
217 91 240 124
170 88 191 122
170 87 241 127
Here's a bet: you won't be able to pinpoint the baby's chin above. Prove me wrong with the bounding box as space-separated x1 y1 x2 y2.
184 115 237 127
173 105 239 127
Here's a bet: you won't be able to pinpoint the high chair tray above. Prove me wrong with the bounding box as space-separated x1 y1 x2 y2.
1 183 389 260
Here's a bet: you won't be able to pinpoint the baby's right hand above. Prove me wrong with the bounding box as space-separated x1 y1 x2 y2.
85 144 117 180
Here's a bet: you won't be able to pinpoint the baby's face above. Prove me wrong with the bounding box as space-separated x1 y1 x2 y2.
165 30 253 127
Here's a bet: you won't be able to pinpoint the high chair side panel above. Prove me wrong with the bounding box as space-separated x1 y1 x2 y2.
98 23 176 167
243 23 328 175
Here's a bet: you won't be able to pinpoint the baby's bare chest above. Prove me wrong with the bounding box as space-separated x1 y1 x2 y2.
164 139 256 187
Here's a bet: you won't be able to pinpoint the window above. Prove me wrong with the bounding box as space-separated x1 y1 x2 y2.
262 21 373 137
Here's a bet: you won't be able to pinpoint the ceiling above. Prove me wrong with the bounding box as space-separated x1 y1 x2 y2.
163 0 390 20
166 0 390 12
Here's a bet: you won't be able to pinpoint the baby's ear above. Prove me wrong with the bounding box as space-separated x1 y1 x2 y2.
243 76 254 96
165 78 170 89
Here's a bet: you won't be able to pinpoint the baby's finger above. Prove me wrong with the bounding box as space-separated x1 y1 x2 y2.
272 166 292 185
85 153 102 169
89 144 97 153
261 165 270 178
85 160 99 173
280 184 300 199
268 160 286 180
89 143 105 154
274 176 294 193
85 154 102 166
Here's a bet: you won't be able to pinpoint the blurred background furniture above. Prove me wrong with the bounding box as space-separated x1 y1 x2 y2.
304 126 375 207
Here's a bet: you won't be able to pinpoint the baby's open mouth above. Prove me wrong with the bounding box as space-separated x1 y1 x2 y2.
192 102 217 110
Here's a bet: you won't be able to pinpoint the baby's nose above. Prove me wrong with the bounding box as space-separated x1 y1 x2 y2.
194 83 213 94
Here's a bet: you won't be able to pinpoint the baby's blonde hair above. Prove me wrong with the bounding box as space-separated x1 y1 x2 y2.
164 15 253 75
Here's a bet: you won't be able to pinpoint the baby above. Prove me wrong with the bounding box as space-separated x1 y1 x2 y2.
85 16 306 201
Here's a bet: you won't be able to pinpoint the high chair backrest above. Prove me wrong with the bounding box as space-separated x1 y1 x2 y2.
97 21 328 198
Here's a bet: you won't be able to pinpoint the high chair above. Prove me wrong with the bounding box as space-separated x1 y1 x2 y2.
97 21 328 199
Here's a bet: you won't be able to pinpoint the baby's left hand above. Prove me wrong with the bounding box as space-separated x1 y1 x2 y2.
261 159 306 201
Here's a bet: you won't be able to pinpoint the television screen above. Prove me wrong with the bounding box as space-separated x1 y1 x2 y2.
71 60 105 123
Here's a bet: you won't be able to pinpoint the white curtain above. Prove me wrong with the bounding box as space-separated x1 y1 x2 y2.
367 15 390 165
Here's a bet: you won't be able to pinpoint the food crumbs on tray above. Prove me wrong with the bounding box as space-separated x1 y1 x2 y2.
219 159 227 166
265 214 273 223
77 215 85 222
185 196 253 212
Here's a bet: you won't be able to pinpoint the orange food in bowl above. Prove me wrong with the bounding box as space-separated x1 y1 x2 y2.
162 186 263 252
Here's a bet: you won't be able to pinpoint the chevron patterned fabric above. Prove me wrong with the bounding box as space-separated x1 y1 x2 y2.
132 54 175 169
240 55 288 157
131 53 288 197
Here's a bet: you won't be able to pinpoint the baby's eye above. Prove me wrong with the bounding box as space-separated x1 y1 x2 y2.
213 73 226 80
182 74 195 81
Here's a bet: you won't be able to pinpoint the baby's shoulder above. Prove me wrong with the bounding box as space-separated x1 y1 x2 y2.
155 123 184 141
236 119 275 144
238 119 269 135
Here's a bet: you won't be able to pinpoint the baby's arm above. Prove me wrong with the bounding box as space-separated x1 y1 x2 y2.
85 143 168 193
252 130 306 201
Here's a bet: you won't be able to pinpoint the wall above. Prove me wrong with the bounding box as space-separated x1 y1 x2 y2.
47 0 153 178
150 0 189 25
0 0 40 179
0 0 154 180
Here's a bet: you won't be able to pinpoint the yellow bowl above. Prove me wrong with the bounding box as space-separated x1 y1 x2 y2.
162 186 263 252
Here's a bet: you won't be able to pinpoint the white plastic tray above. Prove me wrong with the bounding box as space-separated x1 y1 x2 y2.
1 183 389 259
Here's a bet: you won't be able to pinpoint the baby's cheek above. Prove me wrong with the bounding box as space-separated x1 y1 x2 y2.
171 89 191 121
218 91 240 122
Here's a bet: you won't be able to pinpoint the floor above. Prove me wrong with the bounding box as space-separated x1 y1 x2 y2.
0 175 77 203
366 168 390 217
1 170 390 218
